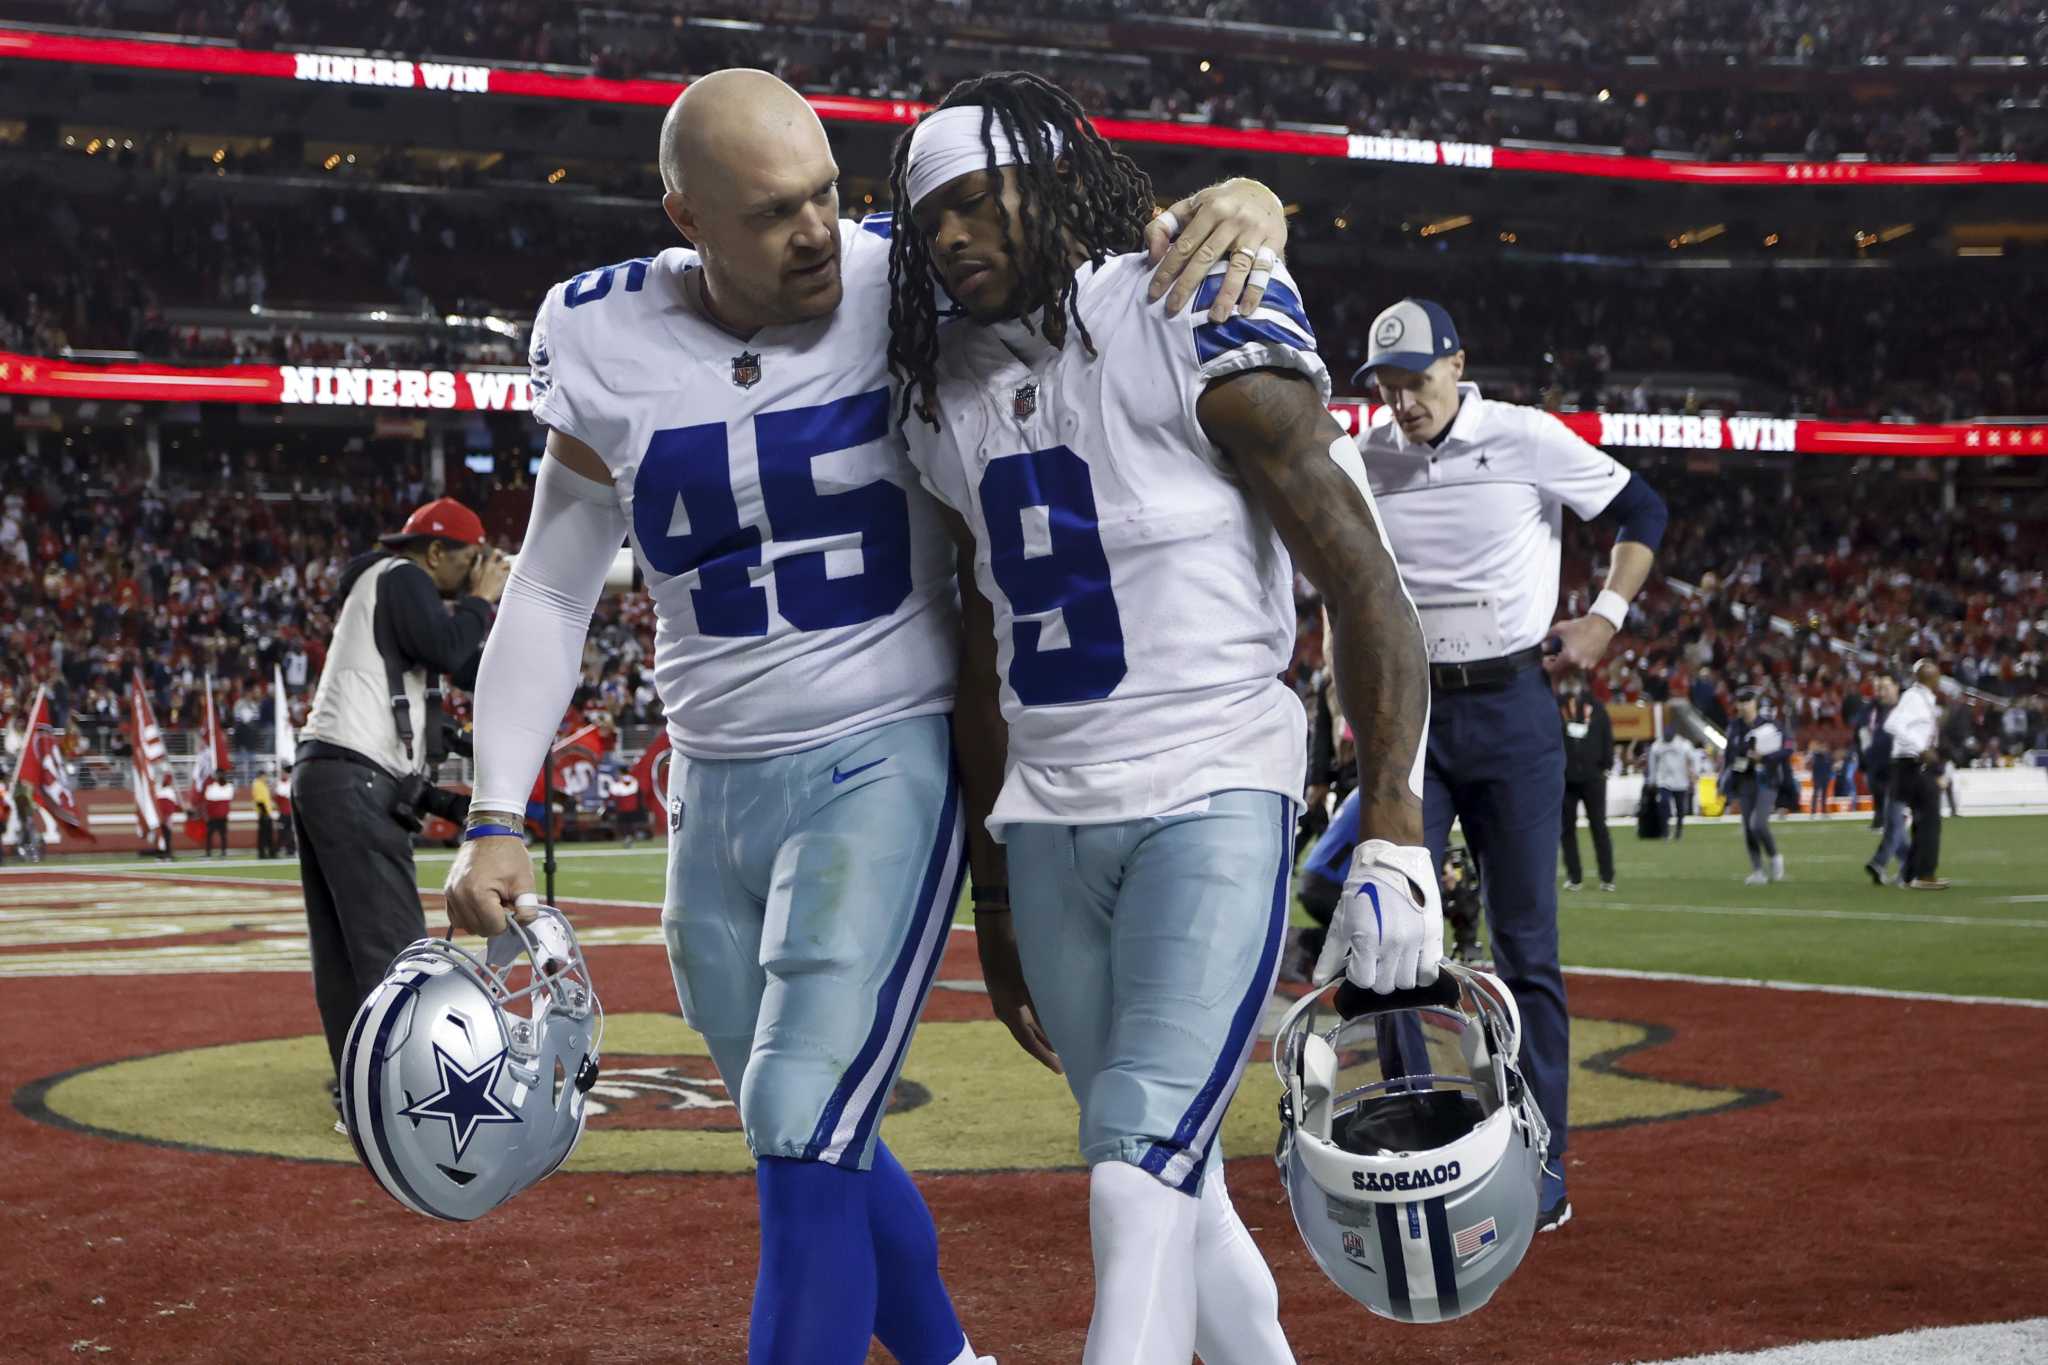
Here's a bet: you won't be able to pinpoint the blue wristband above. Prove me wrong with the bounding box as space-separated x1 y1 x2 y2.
463 822 523 842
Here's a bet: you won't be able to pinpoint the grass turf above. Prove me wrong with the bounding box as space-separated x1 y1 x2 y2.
110 814 2048 1001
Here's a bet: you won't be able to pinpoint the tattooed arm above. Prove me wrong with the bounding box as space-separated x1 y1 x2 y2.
1196 368 1427 847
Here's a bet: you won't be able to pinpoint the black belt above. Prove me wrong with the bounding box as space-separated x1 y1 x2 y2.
296 739 394 778
1429 644 1547 692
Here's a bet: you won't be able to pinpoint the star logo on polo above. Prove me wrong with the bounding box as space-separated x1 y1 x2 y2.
730 350 762 390
1012 381 1037 422
399 1043 522 1160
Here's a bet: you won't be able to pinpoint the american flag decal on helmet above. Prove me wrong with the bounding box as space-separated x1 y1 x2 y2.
1453 1217 1498 1256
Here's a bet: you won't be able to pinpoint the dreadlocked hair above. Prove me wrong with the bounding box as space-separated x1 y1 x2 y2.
887 71 1155 427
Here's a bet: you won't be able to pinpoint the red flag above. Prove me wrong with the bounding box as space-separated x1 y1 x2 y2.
630 730 673 812
186 674 231 845
529 717 610 808
15 686 94 842
128 672 182 835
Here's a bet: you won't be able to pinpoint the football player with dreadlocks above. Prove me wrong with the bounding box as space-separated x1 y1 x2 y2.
888 72 1434 1363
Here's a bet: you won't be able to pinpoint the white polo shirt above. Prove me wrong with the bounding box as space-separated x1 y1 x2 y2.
1883 683 1940 759
1359 382 1630 662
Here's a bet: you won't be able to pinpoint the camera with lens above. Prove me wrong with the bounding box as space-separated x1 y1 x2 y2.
391 772 472 833
388 712 475 833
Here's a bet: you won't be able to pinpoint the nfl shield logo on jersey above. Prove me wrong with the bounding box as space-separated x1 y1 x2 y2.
731 350 762 390
1012 381 1037 422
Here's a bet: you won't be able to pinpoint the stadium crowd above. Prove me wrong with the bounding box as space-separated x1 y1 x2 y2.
31 0 2048 161
5 429 2043 796
0 442 662 779
51 0 2048 67
1567 462 2048 766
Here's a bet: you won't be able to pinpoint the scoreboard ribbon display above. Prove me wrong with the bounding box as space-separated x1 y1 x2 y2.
4 352 2042 457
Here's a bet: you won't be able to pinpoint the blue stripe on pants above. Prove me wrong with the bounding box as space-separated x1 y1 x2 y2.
803 762 961 1164
1141 795 1293 1192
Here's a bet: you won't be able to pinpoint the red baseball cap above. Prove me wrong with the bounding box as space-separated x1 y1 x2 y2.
379 497 486 546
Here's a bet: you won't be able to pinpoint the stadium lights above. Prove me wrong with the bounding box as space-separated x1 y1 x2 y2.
1334 216 1349 229
1671 224 1726 247
547 168 567 183
1199 60 1212 72
1763 232 1780 246
1597 89 1612 102
1419 215 1473 236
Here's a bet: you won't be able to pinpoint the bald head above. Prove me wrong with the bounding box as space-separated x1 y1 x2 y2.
660 69 826 195
1913 657 1942 688
658 68 845 333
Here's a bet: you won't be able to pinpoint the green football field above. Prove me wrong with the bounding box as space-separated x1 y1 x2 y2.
127 814 2048 1001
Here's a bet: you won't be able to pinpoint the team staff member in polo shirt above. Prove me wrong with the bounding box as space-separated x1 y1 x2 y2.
1352 297 1668 1235
1882 658 1949 890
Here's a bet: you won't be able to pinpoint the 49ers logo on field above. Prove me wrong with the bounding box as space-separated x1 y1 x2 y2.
583 1054 929 1132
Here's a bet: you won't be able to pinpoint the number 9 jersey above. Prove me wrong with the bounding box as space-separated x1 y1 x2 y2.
527 219 960 759
904 253 1329 830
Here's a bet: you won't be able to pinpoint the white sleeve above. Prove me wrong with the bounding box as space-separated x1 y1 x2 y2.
1532 410 1631 520
469 456 627 816
527 288 596 448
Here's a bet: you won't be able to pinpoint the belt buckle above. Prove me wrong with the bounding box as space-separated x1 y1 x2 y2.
1445 660 1472 690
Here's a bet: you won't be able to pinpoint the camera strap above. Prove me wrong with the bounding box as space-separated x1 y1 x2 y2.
371 558 441 772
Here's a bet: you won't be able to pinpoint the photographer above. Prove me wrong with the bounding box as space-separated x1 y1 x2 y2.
293 497 508 1123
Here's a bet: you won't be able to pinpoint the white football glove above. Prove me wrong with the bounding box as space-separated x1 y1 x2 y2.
1314 839 1444 993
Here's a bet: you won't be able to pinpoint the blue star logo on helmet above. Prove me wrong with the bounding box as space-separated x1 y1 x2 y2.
399 1042 523 1161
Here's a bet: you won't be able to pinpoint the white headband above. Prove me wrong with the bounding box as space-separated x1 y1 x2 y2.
905 104 1065 210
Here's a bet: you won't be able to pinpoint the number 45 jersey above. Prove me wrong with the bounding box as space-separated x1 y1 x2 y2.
904 253 1330 830
528 220 959 759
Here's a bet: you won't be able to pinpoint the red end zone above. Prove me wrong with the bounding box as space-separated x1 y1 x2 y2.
3 869 2043 1363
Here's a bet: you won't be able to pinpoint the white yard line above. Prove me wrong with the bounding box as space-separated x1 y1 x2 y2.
1627 1317 2048 1365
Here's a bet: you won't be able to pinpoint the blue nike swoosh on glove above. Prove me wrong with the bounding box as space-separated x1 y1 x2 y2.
1363 882 1382 936
831 757 888 784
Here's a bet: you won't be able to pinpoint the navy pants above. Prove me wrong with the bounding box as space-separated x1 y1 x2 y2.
1421 668 1570 1167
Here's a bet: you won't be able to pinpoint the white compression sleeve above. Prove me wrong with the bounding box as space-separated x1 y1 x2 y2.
469 455 626 816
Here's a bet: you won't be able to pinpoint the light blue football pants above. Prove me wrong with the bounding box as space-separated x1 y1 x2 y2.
662 713 964 1170
1004 789 1294 1193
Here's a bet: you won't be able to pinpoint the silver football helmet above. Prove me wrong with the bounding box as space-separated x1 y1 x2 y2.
341 902 602 1221
1273 961 1549 1323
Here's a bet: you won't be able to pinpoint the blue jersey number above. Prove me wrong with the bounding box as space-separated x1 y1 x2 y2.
633 388 912 637
563 258 652 308
977 445 1127 705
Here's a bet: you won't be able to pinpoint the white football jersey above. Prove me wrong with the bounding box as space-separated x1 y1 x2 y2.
529 219 959 759
905 254 1329 829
